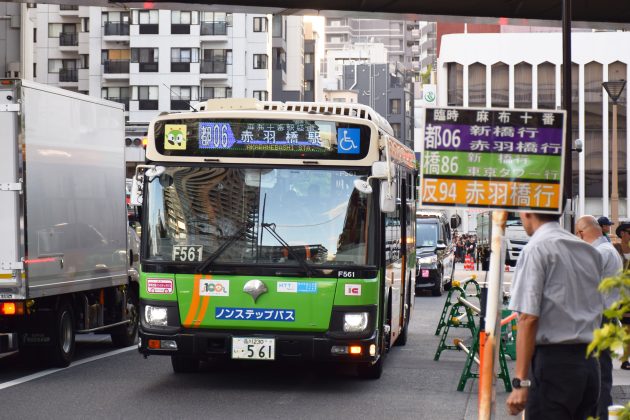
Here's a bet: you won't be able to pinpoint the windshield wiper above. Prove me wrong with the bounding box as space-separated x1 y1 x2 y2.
261 222 312 276
196 222 253 273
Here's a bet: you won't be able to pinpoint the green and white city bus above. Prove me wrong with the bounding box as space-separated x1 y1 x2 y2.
132 98 417 379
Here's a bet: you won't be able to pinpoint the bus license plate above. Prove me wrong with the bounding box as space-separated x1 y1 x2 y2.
422 269 429 278
232 337 275 360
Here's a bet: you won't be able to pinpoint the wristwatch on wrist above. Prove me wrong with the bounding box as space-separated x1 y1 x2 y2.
512 378 531 389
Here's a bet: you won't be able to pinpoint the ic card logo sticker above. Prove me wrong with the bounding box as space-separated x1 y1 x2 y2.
337 128 361 154
277 282 318 293
344 284 362 296
164 124 187 150
147 278 173 294
200 279 229 297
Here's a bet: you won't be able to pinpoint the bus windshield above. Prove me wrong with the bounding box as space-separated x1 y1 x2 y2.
144 166 372 267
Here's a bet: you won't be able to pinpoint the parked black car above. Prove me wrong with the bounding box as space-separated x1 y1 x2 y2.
415 212 456 296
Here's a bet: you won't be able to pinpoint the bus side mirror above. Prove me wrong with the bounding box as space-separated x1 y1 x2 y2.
380 180 396 213
130 175 143 207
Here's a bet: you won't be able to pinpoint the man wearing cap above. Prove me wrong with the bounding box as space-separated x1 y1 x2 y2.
506 212 603 419
598 216 614 242
614 222 630 370
576 215 623 420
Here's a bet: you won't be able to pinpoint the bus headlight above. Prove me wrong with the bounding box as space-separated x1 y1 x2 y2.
343 312 369 332
145 305 168 327
418 255 437 265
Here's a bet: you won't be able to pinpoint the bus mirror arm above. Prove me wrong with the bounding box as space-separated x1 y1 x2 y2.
353 161 395 194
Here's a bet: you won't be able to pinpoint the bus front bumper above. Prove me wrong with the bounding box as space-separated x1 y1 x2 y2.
138 328 380 363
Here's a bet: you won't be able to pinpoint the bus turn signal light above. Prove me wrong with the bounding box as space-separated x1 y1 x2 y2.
1 302 24 315
349 346 362 355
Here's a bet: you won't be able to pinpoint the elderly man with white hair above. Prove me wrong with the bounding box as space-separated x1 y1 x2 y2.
576 214 624 420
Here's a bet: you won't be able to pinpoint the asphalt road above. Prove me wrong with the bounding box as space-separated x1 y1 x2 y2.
9 265 620 420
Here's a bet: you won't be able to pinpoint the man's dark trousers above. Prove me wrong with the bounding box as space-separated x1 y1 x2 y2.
526 344 600 420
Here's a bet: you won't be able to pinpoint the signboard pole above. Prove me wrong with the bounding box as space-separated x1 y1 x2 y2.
478 211 507 420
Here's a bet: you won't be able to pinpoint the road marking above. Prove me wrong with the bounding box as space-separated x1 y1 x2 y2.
0 345 136 391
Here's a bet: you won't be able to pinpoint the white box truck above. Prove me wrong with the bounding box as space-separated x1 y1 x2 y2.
0 79 138 366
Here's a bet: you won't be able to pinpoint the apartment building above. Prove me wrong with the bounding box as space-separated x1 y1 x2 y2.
438 31 630 219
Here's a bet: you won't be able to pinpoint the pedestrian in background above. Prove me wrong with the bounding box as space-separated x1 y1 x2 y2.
506 212 603 419
598 216 614 242
614 222 630 370
576 215 623 420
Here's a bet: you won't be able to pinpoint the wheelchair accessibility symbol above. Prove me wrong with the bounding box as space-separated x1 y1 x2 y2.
337 128 361 154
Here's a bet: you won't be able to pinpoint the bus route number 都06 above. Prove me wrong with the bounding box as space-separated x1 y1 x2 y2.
200 123 230 149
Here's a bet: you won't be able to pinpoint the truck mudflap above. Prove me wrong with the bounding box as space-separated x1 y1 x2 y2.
138 328 379 363
0 332 18 353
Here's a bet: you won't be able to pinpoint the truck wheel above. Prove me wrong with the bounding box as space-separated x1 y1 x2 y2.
50 302 75 367
431 269 444 297
110 288 139 347
171 355 200 373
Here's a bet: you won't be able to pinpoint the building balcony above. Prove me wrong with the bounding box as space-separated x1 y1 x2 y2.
104 60 130 74
201 21 227 36
200 59 227 77
104 22 130 37
411 45 420 55
411 29 420 39
106 97 130 111
139 62 159 72
59 68 78 83
59 32 79 47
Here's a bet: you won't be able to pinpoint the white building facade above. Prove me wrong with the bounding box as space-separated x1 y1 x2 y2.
438 32 630 219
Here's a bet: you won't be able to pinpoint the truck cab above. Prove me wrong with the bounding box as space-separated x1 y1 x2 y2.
414 212 455 296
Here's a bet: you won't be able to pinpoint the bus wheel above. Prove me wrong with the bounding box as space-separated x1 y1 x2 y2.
357 355 383 379
171 355 200 373
50 301 75 367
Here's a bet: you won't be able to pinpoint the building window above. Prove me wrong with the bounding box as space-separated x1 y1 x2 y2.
491 62 509 108
304 53 314 64
33 63 36 78
102 11 130 36
201 49 230 73
103 49 131 73
253 17 268 32
272 15 282 37
390 98 401 114
132 85 159 110
132 48 159 72
391 123 401 139
102 87 130 110
81 17 90 32
201 12 229 35
171 11 198 24
171 48 198 63
170 86 199 110
133 10 159 34
253 54 268 69
468 62 486 107
537 62 556 110
33 28 36 43
253 90 268 101
80 54 89 69
303 80 313 91
447 62 463 106
202 86 232 100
